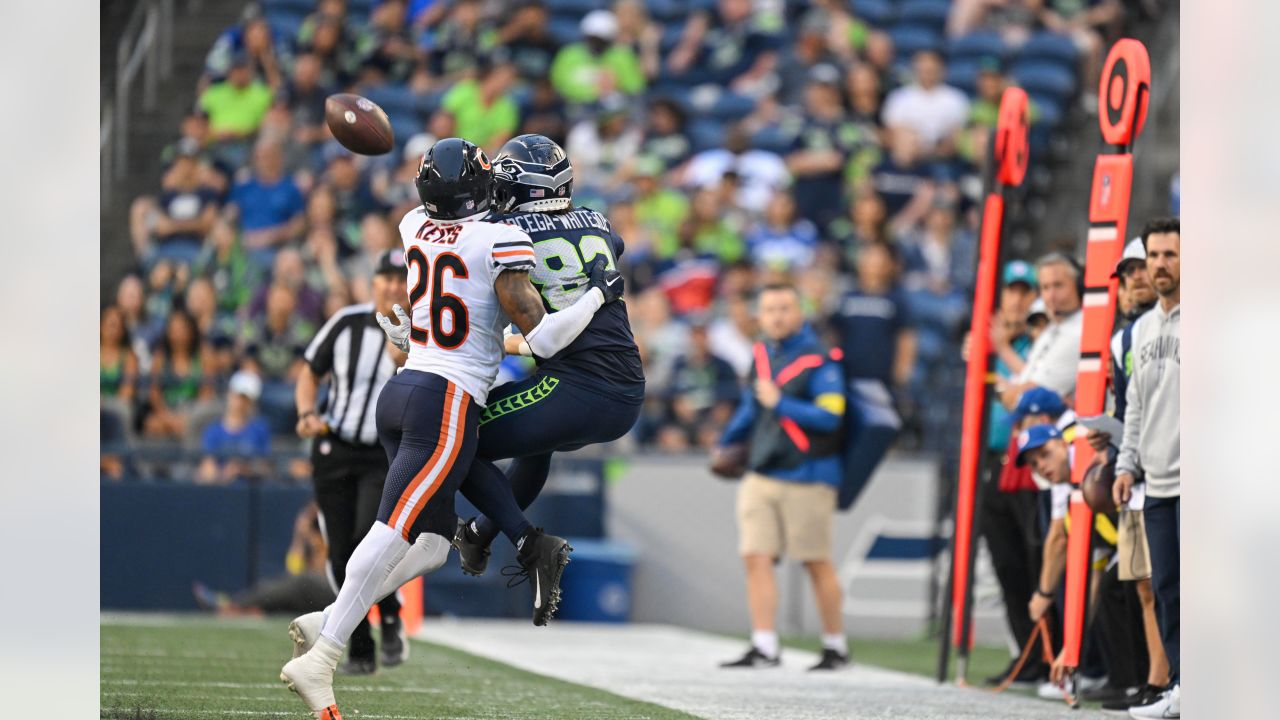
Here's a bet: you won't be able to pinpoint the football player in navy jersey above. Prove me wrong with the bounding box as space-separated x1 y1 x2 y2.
382 134 645 625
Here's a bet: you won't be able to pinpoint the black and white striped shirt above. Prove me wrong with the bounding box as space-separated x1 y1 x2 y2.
303 303 397 446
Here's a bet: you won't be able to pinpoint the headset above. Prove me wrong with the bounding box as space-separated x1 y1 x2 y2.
1035 251 1086 303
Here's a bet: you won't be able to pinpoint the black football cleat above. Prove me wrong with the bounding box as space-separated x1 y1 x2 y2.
454 517 491 577
503 529 572 626
380 616 408 668
808 648 849 671
720 646 781 668
337 656 376 676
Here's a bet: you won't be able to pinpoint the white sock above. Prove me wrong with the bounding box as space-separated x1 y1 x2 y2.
319 522 408 647
751 630 779 658
374 532 451 602
822 633 848 655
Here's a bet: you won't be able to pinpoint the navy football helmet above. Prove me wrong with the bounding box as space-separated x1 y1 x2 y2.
491 134 574 213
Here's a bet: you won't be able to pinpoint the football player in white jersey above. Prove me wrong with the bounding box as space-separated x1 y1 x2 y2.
280 138 624 720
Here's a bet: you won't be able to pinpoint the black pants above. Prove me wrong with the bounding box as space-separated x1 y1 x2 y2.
978 453 1044 671
1144 494 1180 684
1094 563 1148 689
312 436 403 660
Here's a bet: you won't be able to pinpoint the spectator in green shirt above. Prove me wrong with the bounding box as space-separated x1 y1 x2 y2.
198 53 274 141
632 157 689 259
550 10 645 105
441 53 520 153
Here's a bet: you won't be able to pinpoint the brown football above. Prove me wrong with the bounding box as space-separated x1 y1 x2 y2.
709 443 748 480
1082 460 1117 513
325 93 394 155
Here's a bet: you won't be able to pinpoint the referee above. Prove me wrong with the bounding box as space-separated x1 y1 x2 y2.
296 249 408 675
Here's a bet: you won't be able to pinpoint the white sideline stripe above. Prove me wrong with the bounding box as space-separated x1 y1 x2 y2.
417 619 1085 720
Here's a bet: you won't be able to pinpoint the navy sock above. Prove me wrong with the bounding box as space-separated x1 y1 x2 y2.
458 459 532 546
475 454 553 546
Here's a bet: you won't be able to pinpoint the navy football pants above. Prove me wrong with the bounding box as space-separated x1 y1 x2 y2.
375 370 480 542
459 371 642 544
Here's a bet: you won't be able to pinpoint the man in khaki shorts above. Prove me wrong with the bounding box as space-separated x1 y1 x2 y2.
712 284 848 671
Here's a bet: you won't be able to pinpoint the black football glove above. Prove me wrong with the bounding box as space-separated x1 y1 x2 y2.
586 256 625 304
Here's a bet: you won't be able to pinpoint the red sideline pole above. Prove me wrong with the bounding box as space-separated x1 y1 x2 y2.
1062 39 1151 674
945 87 1028 683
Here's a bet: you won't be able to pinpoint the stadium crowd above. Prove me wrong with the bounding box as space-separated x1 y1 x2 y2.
100 0 1180 715
103 0 1125 483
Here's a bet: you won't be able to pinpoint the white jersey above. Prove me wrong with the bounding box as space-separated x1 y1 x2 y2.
396 207 536 404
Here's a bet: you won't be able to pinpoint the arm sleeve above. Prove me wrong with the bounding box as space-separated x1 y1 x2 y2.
774 361 845 432
1116 349 1144 476
522 286 605 358
719 384 757 446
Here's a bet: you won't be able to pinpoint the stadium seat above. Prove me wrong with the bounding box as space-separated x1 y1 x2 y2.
260 0 314 11
946 30 1008 62
685 88 756 122
659 23 684 53
544 0 610 13
1027 93 1064 127
688 118 727 154
1017 31 1079 67
888 24 943 58
945 58 981 95
896 0 951 32
749 125 795 155
852 0 896 29
263 7 307 40
548 16 583 45
646 0 691 22
1011 61 1076 102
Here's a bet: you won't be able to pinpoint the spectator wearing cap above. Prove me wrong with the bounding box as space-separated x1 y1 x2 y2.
441 52 520 153
972 260 1044 684
786 64 879 229
198 51 274 143
882 49 970 153
228 142 306 263
493 1 560 84
999 252 1084 410
196 370 271 485
129 139 221 268
295 249 409 672
550 9 645 106
666 0 782 94
1113 218 1180 718
1025 297 1049 340
656 319 740 451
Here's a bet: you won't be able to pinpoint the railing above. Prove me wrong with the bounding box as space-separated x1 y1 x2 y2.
104 0 175 186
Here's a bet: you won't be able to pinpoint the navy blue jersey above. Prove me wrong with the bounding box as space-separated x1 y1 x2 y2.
488 206 645 399
830 287 911 384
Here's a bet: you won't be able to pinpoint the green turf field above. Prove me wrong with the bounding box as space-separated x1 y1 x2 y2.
101 616 698 720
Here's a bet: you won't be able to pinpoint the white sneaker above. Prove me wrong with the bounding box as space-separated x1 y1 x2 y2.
1129 684 1179 718
289 611 325 659
281 635 343 715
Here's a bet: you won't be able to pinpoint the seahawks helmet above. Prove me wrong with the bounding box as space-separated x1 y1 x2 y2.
491 134 574 213
415 137 493 220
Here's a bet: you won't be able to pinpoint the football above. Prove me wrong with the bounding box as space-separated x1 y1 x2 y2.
709 443 748 480
1082 459 1117 513
325 93 394 155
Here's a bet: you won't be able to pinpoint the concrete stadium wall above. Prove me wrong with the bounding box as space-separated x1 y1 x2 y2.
607 454 1009 645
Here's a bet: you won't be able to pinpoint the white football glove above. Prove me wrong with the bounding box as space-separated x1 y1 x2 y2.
376 303 412 353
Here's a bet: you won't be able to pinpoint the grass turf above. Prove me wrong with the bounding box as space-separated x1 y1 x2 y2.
101 616 699 720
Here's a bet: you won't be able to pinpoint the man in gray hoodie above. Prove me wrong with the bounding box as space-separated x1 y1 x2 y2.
1113 216 1180 719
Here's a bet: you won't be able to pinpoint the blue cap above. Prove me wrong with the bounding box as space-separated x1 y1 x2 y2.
1009 386 1067 425
1003 260 1037 289
1015 424 1062 466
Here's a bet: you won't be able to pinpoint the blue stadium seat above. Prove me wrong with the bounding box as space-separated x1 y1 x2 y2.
688 118 726 153
360 85 438 121
260 0 314 11
750 125 795 155
1017 32 1079 67
853 0 896 29
945 58 981 95
889 24 942 58
896 0 951 32
263 7 307 41
1011 61 1075 102
659 23 685 53
646 0 692 22
687 90 756 122
946 30 1008 62
545 0 610 13
548 16 583 45
1028 93 1064 127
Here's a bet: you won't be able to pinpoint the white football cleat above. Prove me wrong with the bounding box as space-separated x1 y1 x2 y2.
1129 684 1179 718
280 635 343 715
289 611 325 659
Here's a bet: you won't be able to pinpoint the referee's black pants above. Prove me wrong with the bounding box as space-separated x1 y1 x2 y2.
978 452 1045 675
312 436 403 661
